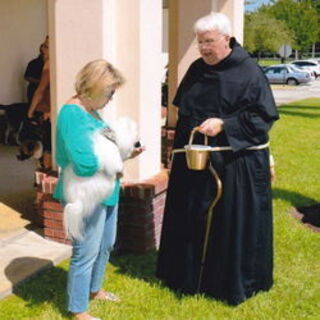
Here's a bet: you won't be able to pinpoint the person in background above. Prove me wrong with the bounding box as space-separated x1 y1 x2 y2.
24 42 45 104
161 69 168 126
27 36 52 170
53 59 144 320
156 12 279 306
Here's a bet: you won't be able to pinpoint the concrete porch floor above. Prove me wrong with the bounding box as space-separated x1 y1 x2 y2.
0 144 71 300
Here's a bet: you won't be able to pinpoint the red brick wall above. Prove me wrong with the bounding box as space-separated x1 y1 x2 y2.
34 169 169 252
34 171 70 244
118 171 168 252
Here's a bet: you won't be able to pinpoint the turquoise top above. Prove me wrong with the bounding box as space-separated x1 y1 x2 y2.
53 104 120 206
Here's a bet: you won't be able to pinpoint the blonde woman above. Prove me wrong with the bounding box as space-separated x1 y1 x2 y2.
53 60 143 320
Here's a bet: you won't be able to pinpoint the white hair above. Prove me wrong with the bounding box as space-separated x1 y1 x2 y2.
193 12 232 36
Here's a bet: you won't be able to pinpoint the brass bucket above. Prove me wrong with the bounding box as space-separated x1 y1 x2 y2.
185 127 211 170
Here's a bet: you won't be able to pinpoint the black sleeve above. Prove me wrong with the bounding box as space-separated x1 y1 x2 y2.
223 78 279 151
172 75 186 107
24 61 34 78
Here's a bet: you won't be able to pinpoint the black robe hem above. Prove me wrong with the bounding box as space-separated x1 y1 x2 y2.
157 274 273 306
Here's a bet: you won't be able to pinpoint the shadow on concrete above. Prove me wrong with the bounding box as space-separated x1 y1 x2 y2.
5 257 68 316
0 144 40 228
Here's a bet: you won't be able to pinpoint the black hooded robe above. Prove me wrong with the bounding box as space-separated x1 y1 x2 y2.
156 40 279 305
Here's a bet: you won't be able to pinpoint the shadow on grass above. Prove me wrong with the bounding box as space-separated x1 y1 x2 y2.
273 188 318 208
278 110 320 118
111 251 238 306
111 251 188 299
278 104 320 118
279 105 320 110
5 257 68 316
111 250 160 285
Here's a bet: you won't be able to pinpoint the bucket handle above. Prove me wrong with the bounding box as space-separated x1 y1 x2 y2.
188 126 208 148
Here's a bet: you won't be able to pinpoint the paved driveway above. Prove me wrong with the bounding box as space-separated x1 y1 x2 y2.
272 79 320 106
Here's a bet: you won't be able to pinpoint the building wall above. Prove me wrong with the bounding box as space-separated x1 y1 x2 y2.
0 0 47 104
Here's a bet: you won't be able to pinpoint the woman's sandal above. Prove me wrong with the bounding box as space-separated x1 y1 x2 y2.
91 290 120 302
73 313 101 320
104 291 120 302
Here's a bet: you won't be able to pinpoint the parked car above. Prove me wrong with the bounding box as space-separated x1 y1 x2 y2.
263 64 313 85
290 60 320 78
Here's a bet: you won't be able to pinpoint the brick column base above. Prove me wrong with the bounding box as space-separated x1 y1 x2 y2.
34 170 169 252
34 171 70 244
118 170 168 253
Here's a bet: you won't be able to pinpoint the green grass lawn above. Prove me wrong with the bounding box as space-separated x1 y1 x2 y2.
1 99 320 320
258 58 294 67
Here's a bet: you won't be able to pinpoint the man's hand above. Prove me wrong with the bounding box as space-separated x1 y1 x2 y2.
198 118 224 137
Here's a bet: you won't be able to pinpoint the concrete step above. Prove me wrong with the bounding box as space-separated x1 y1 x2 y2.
0 229 71 300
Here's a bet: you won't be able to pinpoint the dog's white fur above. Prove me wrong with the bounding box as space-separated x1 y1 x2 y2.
63 117 138 241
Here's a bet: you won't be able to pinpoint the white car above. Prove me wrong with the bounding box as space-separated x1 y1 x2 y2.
290 60 320 78
263 64 313 85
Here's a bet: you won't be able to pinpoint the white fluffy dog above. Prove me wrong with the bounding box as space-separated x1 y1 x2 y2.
63 117 138 241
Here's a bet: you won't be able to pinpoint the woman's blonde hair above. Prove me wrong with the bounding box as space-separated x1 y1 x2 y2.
75 59 124 99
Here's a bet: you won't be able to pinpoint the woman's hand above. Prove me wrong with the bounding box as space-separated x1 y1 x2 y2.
198 117 224 137
129 146 145 159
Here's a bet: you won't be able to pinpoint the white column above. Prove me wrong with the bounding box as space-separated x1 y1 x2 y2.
217 0 244 43
168 0 214 127
48 0 162 181
106 0 163 181
48 0 104 167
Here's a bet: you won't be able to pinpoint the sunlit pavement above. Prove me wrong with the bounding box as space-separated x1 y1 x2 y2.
0 145 71 300
272 78 320 106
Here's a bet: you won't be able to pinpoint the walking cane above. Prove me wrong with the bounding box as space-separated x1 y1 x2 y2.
171 127 223 292
197 164 222 291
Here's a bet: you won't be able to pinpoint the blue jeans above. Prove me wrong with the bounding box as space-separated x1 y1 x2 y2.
67 204 118 313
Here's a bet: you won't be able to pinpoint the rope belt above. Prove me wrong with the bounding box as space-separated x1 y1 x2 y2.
172 141 270 154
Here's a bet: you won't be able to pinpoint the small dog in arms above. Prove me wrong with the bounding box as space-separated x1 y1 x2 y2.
63 117 138 241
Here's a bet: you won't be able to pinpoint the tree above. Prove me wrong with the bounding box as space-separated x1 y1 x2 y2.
262 0 318 51
244 11 294 60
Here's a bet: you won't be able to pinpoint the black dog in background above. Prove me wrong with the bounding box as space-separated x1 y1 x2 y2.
0 103 28 145
16 114 46 167
0 103 49 169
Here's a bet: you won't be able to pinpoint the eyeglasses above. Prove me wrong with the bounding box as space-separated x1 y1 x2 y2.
197 37 223 48
107 89 115 100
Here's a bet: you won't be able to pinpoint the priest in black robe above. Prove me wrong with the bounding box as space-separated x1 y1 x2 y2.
156 12 279 305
